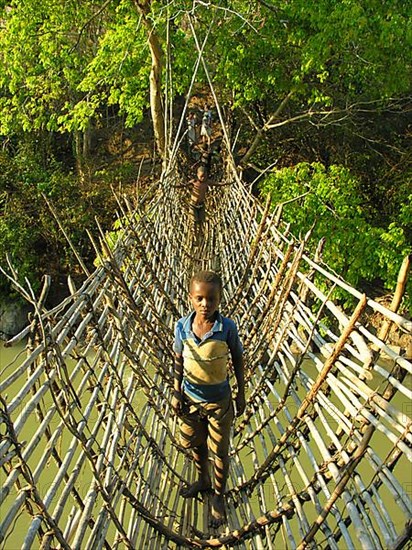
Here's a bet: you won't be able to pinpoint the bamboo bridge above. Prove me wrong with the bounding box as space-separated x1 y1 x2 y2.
1 84 412 549
1 146 411 549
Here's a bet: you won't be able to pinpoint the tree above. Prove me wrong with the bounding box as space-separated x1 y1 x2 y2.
0 0 411 304
133 0 165 157
1 1 110 179
259 162 412 308
199 0 412 167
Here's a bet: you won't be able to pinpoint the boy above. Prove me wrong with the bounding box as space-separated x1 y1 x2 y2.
190 165 209 224
172 270 245 528
190 161 229 222
200 105 212 147
186 111 197 153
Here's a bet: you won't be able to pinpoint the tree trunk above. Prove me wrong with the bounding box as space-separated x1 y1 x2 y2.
133 0 165 159
83 120 92 160
73 130 86 182
73 129 92 183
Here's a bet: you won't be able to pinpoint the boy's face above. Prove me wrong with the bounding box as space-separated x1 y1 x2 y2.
197 169 206 182
189 281 221 322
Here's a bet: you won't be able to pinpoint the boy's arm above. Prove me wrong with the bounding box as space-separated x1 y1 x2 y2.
172 353 184 415
171 181 192 189
233 353 246 417
209 181 231 187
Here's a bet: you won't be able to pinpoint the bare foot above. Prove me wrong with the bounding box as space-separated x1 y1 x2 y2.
180 479 212 499
210 493 226 528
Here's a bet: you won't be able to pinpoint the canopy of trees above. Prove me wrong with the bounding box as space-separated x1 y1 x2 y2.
0 0 411 308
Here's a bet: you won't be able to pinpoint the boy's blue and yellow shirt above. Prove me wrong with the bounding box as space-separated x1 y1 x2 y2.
174 311 243 402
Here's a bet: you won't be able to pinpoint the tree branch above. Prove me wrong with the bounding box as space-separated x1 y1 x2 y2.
239 96 412 166
69 0 115 54
239 91 294 166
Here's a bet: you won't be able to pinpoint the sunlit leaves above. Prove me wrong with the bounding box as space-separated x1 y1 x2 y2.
260 162 411 301
1 0 410 133
76 9 151 128
0 0 150 133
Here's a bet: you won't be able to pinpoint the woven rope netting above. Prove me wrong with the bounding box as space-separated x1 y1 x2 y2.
1 139 412 549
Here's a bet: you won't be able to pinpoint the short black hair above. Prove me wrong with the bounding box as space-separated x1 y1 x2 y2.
190 270 222 292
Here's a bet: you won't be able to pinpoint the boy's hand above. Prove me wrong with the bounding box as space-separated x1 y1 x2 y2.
172 391 183 416
235 393 246 417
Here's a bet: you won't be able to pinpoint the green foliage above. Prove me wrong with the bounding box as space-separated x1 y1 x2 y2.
0 0 152 135
0 0 411 312
0 146 51 295
72 5 151 129
260 163 412 307
0 141 118 297
378 194 412 285
1 0 410 139
203 0 412 109
0 1 89 133
282 0 412 100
